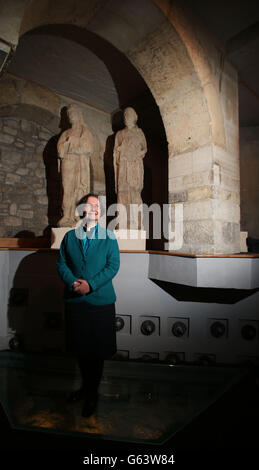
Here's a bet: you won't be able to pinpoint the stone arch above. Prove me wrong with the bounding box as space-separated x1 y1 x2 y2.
0 82 107 233
0 0 240 253
17 0 212 158
153 0 226 149
0 104 60 134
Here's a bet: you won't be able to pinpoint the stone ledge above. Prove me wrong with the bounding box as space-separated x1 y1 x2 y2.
1 239 259 257
0 246 259 289
148 253 259 289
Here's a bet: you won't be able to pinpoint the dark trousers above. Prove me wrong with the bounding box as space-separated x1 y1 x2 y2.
77 355 104 398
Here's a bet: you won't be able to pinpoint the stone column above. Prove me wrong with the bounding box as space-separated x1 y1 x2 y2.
168 142 240 254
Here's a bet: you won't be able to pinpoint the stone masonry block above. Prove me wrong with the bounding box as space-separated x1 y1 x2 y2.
169 151 192 178
183 219 214 245
16 168 29 176
168 175 185 192
214 221 241 252
212 199 240 222
187 186 212 201
225 121 239 156
164 101 210 156
37 196 48 205
0 133 14 144
192 144 213 172
183 170 212 188
4 119 19 129
169 144 213 180
212 187 240 204
169 190 188 203
9 202 17 215
4 216 22 226
21 82 61 116
1 148 22 166
6 173 21 184
183 200 212 221
219 170 240 192
0 79 18 105
17 209 34 219
212 144 239 178
3 126 17 136
222 222 240 245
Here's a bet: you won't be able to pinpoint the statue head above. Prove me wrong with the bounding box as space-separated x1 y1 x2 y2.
123 107 138 128
67 104 84 125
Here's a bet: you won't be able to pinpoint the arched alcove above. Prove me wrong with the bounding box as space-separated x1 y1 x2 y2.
0 0 241 253
3 21 169 248
17 0 212 156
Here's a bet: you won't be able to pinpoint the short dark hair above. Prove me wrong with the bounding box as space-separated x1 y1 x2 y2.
77 193 99 206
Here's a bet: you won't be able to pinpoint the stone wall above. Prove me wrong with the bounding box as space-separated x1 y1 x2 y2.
0 74 110 237
240 127 259 239
0 116 51 237
151 0 240 253
0 0 242 253
128 12 240 253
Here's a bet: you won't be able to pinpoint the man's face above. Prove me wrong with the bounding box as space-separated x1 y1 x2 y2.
84 196 100 224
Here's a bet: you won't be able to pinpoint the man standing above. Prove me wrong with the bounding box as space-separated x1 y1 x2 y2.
57 193 120 417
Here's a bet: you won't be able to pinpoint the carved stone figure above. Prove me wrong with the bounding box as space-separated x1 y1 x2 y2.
113 107 147 229
57 104 94 227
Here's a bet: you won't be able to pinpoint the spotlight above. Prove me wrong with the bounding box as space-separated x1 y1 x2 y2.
9 335 22 351
172 321 187 338
115 315 131 334
241 324 257 341
115 316 125 332
168 317 189 338
141 320 156 336
210 321 226 338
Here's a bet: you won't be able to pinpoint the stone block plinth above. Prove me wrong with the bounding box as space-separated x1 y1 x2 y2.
114 230 146 251
51 227 73 249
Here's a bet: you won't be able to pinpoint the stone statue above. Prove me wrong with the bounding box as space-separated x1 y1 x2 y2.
113 107 147 229
57 104 94 227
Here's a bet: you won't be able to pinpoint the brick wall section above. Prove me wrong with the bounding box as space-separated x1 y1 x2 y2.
0 117 52 237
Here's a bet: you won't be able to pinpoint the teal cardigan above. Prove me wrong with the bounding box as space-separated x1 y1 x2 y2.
56 225 120 305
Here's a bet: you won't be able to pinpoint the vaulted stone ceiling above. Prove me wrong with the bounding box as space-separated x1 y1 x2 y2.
8 0 166 113
7 0 259 125
9 31 119 112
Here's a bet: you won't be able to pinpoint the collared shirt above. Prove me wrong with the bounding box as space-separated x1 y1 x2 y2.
82 223 98 253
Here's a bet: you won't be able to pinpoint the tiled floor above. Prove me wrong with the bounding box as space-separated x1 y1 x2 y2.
0 352 247 445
